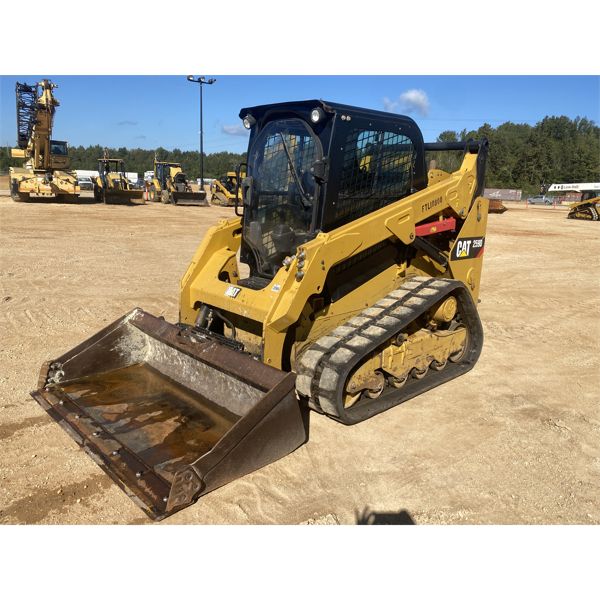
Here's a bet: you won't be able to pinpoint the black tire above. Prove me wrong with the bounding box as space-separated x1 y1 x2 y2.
161 190 172 204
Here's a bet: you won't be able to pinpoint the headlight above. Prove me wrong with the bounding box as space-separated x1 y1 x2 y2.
243 114 256 129
310 107 324 123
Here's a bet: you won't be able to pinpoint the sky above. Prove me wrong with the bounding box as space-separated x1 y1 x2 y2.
1 75 598 155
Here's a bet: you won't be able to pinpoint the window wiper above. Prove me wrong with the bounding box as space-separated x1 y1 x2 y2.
278 133 313 209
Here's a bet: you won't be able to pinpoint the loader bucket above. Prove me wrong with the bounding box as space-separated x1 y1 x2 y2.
172 190 208 206
31 309 307 520
210 191 234 206
103 189 145 204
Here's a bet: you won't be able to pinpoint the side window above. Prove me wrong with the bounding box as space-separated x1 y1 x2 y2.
334 127 415 227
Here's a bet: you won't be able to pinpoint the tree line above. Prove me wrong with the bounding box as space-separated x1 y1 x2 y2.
2 115 598 194
426 115 599 195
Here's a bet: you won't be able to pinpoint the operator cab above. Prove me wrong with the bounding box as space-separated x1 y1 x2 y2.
237 100 427 281
581 191 600 202
155 162 188 188
219 172 240 192
98 158 126 177
50 140 68 156
49 139 70 169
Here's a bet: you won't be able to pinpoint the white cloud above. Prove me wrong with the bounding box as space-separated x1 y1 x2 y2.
383 96 399 112
383 89 430 117
222 124 248 136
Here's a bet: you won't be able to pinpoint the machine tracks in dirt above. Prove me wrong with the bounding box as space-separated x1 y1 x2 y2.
296 276 484 425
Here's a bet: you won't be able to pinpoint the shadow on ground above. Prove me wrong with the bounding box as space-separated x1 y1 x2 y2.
356 507 415 524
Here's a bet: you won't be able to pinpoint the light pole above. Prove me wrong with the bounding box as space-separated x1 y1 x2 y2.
186 75 216 190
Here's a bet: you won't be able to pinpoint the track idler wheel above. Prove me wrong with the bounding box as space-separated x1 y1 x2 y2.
411 366 428 380
430 358 448 371
365 371 385 399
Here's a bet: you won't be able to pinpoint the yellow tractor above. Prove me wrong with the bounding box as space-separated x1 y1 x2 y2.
32 100 490 520
9 80 79 202
94 154 144 204
210 170 245 206
149 160 208 205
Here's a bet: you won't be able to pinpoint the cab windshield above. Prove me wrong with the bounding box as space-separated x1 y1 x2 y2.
244 118 321 276
50 141 68 156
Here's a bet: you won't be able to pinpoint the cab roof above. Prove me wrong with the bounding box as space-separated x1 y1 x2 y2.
239 99 421 129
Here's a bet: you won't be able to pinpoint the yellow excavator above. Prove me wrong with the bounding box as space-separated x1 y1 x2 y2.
9 79 80 202
210 170 245 206
94 152 145 204
149 159 208 205
32 100 490 520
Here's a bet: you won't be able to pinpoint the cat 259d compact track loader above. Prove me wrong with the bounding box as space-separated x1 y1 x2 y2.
32 100 490 520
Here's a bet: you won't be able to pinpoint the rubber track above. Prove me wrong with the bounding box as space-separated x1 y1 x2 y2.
296 276 484 425
568 205 599 221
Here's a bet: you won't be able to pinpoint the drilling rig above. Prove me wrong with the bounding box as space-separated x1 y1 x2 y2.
9 79 79 202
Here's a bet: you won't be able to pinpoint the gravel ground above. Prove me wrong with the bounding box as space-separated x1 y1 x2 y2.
0 194 598 525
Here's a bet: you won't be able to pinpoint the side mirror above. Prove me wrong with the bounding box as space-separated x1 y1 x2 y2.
234 162 248 217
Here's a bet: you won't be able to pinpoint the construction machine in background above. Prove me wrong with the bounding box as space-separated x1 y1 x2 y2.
567 194 600 220
9 80 80 202
488 199 508 213
548 182 600 221
149 160 208 205
210 170 245 206
32 100 490 520
94 154 145 204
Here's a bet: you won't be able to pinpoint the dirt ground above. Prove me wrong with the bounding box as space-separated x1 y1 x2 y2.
0 193 598 525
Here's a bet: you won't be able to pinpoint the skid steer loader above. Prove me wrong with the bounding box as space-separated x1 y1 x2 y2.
567 192 600 221
548 182 600 221
94 156 145 204
210 170 245 206
32 100 490 520
149 160 208 205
